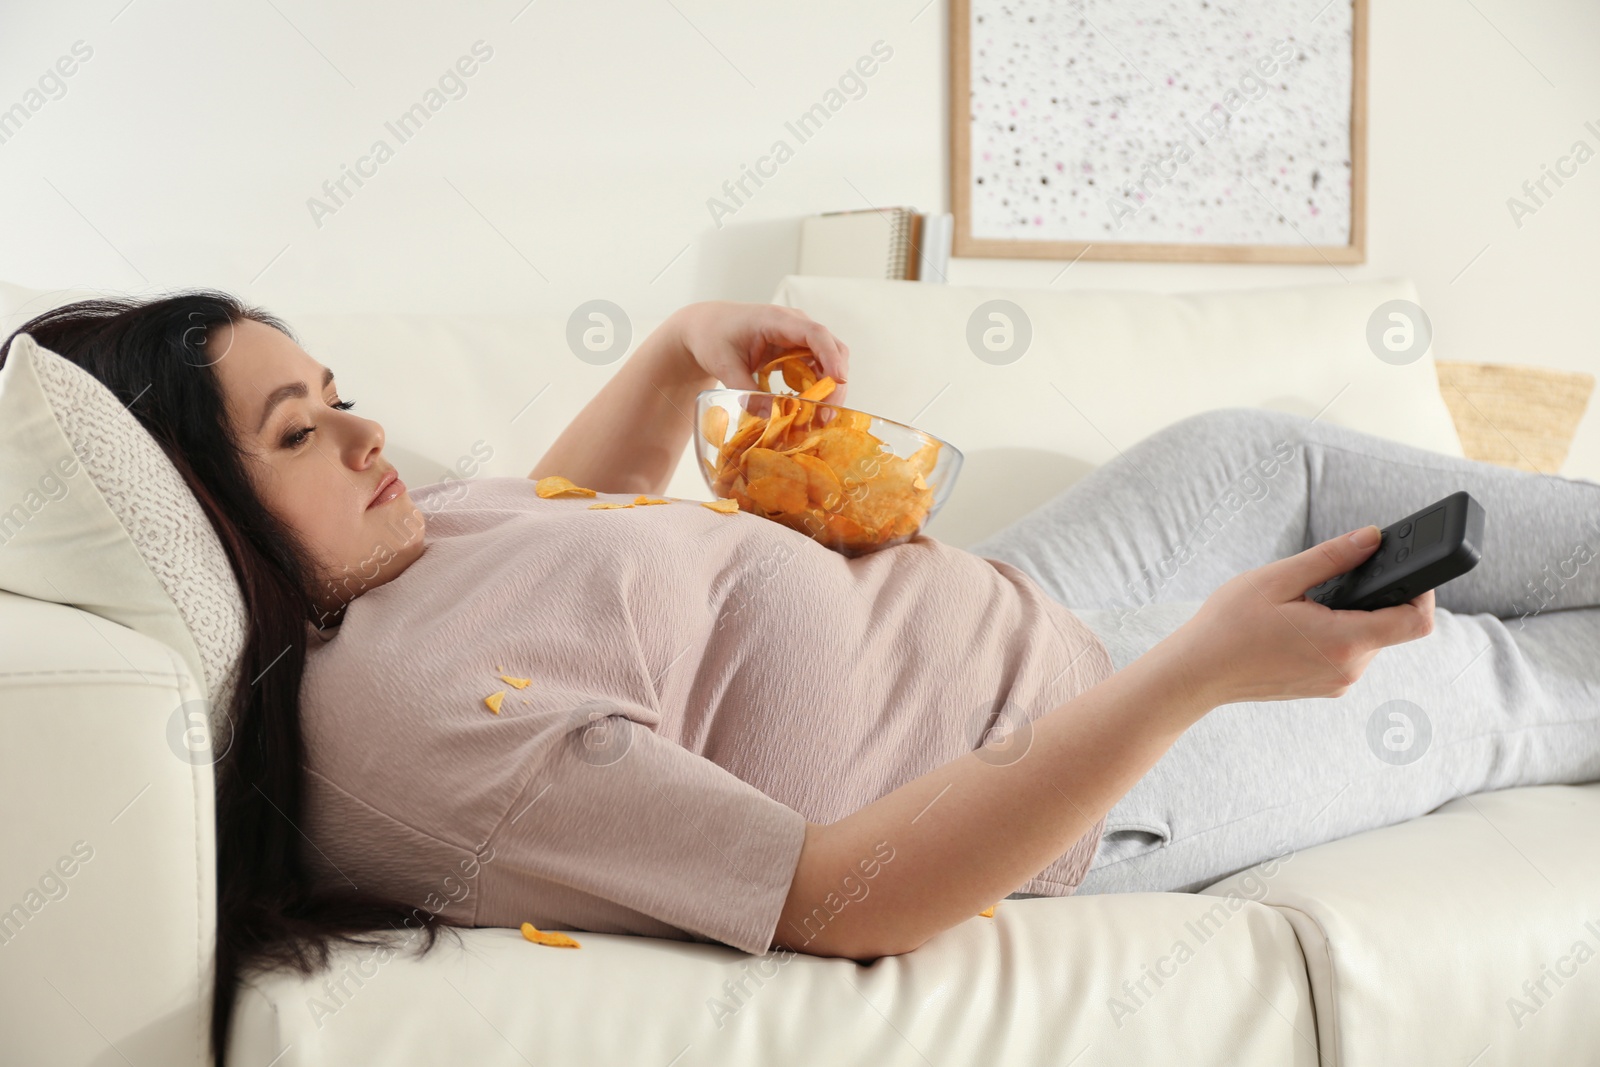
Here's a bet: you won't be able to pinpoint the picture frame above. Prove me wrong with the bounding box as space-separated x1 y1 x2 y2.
949 0 1368 264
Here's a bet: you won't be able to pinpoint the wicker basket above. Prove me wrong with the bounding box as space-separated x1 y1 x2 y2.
1435 360 1595 474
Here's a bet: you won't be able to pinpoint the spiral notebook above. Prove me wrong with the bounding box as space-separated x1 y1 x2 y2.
798 208 951 282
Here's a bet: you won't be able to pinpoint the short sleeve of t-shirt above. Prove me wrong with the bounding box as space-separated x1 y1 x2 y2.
471 699 810 956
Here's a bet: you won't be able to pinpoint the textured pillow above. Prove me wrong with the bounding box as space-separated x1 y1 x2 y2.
0 332 247 726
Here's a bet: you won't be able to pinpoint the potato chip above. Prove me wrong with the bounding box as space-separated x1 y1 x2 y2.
818 510 869 542
908 438 941 478
796 376 836 403
700 352 941 555
535 475 597 499
789 452 843 508
700 405 729 448
811 428 887 484
745 474 807 515
520 921 581 948
754 407 798 450
719 416 767 472
835 408 875 433
484 691 505 714
774 428 826 456
743 446 805 485
588 501 633 509
785 364 816 392
789 398 814 434
979 904 996 918
633 495 670 506
755 349 819 394
847 462 921 533
701 498 741 514
499 674 531 690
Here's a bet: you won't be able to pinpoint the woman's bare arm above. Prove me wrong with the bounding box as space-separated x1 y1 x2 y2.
772 525 1436 960
528 319 713 497
528 302 851 497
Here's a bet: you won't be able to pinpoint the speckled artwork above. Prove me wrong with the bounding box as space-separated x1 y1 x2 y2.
968 0 1355 246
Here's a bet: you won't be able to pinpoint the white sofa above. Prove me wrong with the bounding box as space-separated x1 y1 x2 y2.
2 277 1596 1067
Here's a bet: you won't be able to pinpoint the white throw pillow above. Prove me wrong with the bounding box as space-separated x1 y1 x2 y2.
0 333 247 725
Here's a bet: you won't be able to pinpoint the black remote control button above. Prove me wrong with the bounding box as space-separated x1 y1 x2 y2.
1396 546 1410 563
1399 521 1413 537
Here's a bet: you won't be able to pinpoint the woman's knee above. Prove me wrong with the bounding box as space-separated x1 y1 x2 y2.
1153 407 1309 454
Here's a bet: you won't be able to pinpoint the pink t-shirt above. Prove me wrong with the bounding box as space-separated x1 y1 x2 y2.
298 476 1113 955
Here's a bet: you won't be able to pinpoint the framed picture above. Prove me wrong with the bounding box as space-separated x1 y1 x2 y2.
949 0 1367 264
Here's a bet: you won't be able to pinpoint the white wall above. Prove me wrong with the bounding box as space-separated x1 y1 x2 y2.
3 0 1598 470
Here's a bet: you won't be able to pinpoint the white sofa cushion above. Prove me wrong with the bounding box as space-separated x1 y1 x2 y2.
281 311 666 490
769 276 1465 548
1202 782 1600 1066
0 332 247 719
229 888 1315 1066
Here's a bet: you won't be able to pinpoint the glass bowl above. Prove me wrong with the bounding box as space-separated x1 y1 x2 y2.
694 387 963 556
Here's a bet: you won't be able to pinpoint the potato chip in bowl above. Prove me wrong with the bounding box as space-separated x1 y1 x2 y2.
694 350 963 556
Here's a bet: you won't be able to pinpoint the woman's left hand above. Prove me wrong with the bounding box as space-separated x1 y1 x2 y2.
671 301 852 408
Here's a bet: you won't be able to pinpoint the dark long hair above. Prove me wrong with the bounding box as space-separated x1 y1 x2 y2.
1 291 469 1066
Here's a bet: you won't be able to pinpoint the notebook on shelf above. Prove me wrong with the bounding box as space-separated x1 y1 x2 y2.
797 208 952 282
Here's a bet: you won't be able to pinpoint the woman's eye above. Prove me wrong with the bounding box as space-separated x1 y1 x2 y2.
283 398 357 448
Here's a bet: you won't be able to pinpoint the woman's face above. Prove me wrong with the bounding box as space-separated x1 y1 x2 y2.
208 317 426 623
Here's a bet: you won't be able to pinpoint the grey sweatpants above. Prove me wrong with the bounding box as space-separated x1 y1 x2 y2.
971 407 1600 896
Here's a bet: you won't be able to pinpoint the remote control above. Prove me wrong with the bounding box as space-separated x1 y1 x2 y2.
1303 490 1486 610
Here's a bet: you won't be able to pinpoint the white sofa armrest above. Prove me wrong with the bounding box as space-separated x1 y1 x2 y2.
0 589 215 1067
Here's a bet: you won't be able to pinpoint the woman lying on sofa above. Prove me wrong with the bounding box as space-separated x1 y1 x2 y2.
9 292 1597 1065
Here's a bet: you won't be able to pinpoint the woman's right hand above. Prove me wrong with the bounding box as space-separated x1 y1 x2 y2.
1166 525 1436 707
